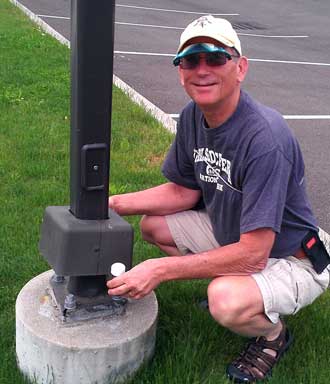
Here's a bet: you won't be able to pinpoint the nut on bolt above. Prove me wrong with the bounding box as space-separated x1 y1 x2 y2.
51 274 65 283
64 294 76 310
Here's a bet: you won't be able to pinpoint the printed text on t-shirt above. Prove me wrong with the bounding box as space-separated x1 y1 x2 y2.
193 148 232 186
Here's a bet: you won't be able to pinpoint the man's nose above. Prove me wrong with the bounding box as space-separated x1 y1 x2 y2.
195 55 210 73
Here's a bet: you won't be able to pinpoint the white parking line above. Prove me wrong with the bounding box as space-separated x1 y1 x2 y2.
115 21 183 30
283 115 330 120
115 51 172 57
37 15 308 39
169 114 330 120
238 33 308 38
250 58 330 66
114 50 330 67
116 4 239 16
37 14 69 19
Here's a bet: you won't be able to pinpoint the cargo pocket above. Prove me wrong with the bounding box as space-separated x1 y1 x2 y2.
291 259 327 315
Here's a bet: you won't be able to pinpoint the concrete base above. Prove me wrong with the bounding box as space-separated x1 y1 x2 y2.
16 270 158 384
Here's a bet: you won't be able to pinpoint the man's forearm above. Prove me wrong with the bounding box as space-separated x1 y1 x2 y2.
158 244 267 283
109 182 201 216
156 229 274 282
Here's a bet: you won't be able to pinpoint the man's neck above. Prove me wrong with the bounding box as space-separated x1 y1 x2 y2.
201 89 241 129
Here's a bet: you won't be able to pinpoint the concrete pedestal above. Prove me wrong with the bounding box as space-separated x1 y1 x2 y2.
16 270 158 384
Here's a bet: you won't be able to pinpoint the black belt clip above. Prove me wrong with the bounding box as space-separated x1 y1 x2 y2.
302 231 330 274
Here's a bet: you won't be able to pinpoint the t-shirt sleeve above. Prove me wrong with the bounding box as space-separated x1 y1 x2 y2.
161 125 200 190
240 148 292 234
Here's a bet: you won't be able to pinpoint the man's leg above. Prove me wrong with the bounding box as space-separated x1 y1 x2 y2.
140 215 180 255
207 275 281 339
140 210 220 256
207 275 290 382
208 258 329 382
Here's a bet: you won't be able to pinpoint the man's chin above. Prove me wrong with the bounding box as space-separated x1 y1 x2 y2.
192 96 219 108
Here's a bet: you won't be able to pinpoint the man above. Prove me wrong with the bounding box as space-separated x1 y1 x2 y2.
107 15 329 382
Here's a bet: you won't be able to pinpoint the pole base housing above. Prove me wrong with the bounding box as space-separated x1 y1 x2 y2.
39 206 133 276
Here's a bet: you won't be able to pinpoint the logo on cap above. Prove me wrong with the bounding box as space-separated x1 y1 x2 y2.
193 15 212 28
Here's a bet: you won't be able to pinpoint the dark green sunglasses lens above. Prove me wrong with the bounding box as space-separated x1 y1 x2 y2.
180 52 231 69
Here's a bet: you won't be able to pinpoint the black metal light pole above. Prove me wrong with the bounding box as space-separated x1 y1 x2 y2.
39 0 133 313
70 0 114 220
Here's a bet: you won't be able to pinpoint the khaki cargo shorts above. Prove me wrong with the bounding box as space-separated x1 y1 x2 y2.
165 209 330 323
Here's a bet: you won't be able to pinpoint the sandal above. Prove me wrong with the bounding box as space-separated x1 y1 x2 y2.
226 320 293 383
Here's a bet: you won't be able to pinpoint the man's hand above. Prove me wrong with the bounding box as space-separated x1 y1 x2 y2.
108 195 119 213
107 259 164 300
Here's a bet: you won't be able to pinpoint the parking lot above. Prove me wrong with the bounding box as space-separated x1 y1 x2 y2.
14 0 330 233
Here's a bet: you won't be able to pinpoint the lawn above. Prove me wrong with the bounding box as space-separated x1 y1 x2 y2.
1 1 330 383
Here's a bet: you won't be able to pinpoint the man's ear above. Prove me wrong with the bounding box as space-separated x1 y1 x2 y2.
237 56 249 83
178 66 185 87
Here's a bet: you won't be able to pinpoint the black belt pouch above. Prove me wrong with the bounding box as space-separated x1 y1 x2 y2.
301 231 330 274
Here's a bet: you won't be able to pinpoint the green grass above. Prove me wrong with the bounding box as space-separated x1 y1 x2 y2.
1 1 330 383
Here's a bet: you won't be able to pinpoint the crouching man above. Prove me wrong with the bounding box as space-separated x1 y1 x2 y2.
107 15 330 382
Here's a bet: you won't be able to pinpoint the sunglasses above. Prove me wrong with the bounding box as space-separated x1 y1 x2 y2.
175 49 238 70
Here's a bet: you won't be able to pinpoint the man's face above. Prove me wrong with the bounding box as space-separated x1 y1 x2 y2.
178 38 248 110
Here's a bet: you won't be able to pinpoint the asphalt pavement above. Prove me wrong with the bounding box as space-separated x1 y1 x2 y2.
13 0 330 233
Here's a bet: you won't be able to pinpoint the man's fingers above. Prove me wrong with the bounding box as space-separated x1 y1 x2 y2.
106 262 155 300
108 284 130 297
106 276 125 289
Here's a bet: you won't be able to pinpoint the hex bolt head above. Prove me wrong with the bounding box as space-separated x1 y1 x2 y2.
64 294 76 310
51 274 65 284
112 296 127 306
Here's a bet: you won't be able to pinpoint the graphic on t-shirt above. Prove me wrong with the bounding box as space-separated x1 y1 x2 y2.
193 147 241 193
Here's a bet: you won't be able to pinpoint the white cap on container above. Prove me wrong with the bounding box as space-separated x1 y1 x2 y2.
111 262 126 277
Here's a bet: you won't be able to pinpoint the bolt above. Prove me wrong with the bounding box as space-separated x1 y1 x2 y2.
51 274 65 283
112 296 127 306
93 165 99 171
64 294 76 310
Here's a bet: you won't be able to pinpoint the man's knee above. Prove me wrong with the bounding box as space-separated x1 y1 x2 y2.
140 215 155 243
140 215 173 246
207 277 257 329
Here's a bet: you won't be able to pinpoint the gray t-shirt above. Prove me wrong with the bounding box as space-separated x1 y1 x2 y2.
162 91 317 258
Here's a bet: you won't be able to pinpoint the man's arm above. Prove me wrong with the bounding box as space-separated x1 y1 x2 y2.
107 228 275 299
109 182 201 216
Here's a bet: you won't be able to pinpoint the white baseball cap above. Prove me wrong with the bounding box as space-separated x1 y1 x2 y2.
177 15 242 56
